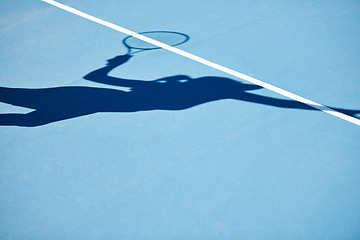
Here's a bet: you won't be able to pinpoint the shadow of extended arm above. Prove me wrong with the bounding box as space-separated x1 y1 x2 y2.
235 92 360 118
83 54 146 87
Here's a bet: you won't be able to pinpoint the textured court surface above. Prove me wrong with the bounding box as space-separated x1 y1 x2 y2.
1 0 360 239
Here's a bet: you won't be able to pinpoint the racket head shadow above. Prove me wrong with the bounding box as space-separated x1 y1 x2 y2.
123 31 189 54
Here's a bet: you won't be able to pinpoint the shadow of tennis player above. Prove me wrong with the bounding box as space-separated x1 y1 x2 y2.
0 54 359 127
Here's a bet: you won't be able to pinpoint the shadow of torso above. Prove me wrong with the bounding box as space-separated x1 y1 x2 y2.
34 76 254 112
0 75 262 126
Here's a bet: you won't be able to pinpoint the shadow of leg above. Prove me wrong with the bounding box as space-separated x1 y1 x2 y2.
332 108 360 119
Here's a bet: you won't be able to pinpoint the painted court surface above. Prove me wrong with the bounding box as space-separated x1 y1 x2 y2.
1 0 360 239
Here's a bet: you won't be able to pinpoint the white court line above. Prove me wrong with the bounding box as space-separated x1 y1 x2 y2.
42 0 360 126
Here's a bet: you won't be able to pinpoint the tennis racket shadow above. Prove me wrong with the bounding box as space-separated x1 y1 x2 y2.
0 31 359 127
101 31 190 66
123 31 189 55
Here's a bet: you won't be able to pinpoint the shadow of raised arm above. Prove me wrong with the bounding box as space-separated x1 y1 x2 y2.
83 54 145 88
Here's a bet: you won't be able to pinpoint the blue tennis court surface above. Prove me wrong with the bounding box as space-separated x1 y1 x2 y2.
1 0 360 239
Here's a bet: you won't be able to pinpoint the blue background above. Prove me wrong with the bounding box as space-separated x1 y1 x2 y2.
1 0 360 239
